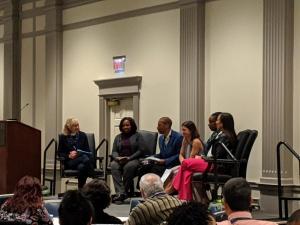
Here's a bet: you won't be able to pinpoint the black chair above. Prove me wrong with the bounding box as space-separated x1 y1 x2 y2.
57 133 106 187
192 129 258 202
139 130 158 156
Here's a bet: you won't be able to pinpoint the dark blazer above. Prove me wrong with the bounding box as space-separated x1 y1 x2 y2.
154 130 183 168
111 132 145 161
58 131 90 160
203 131 219 155
212 132 237 174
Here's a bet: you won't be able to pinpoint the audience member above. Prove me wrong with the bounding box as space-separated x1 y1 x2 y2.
111 117 146 203
218 177 276 225
58 190 93 225
0 176 53 225
126 173 182 225
82 179 122 224
205 112 222 153
172 113 237 201
167 201 216 225
58 117 93 188
288 209 300 225
138 117 183 181
165 120 204 194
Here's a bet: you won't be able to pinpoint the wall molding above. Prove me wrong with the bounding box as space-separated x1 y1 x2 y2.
63 1 179 31
179 0 205 136
62 0 104 9
94 76 142 155
3 0 21 120
261 0 294 183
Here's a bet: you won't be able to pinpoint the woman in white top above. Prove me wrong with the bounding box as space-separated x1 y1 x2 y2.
164 121 204 193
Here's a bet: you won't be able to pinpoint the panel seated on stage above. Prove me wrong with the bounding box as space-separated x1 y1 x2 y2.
0 120 41 194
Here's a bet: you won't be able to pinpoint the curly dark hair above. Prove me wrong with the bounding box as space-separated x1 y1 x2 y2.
167 202 213 225
119 117 137 134
82 179 111 210
4 176 43 214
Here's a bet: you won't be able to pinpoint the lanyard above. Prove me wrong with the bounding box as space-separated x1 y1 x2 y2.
230 217 252 224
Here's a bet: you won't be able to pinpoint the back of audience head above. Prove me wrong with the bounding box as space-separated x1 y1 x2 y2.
59 190 94 225
217 112 237 142
139 173 164 198
208 112 222 132
157 117 172 134
288 209 300 225
223 177 251 215
82 179 111 211
167 201 215 225
181 120 200 141
5 175 42 214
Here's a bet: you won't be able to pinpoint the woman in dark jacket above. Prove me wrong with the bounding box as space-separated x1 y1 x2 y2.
58 118 93 189
172 112 237 201
111 117 145 203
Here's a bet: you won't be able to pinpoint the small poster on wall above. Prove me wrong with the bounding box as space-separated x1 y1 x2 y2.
113 55 126 74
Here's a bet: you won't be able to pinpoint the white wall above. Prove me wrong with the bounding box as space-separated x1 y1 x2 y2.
293 0 300 184
63 9 180 139
205 0 263 182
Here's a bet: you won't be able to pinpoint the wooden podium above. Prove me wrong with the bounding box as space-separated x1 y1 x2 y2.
0 120 41 194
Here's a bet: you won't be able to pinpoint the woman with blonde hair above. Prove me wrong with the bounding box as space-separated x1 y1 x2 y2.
0 176 53 225
58 117 93 188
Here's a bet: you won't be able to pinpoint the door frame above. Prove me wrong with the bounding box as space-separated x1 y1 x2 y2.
94 76 142 151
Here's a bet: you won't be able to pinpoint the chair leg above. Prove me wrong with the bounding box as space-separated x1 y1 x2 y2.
211 186 218 201
192 181 210 205
65 179 70 192
278 198 283 220
284 199 288 220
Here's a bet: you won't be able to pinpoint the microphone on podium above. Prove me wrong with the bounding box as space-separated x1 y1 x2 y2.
7 103 30 121
19 103 30 114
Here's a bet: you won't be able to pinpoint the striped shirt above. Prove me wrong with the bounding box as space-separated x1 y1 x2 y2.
125 194 183 225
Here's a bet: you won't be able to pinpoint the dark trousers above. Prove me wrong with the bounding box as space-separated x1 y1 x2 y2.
136 163 166 189
111 159 140 195
66 154 93 188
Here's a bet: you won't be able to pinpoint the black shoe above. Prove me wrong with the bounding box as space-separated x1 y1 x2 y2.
112 194 127 204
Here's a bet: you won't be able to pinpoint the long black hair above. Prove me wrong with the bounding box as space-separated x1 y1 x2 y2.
119 117 137 135
181 120 200 142
219 113 237 144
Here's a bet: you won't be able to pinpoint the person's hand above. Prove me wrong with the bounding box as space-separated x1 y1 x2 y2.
195 155 202 160
119 157 129 165
115 157 129 164
69 150 78 159
155 159 165 165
